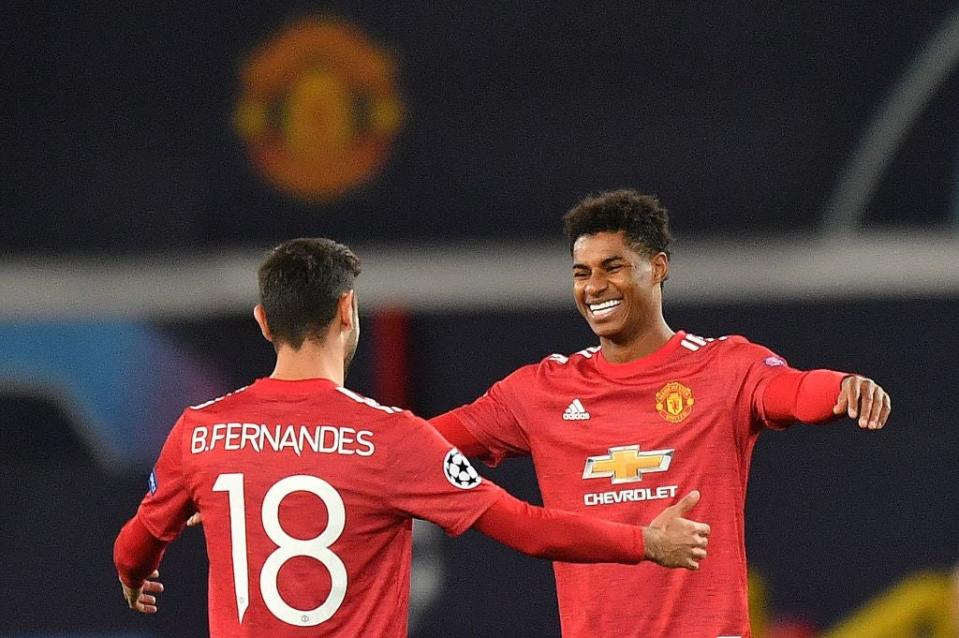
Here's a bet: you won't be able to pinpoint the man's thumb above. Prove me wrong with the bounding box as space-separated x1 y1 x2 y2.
833 394 847 414
671 490 701 516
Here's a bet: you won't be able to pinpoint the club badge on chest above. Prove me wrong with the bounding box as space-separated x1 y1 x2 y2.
655 381 694 423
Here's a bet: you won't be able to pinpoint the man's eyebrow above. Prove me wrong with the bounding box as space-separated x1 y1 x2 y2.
571 255 627 270
601 256 626 266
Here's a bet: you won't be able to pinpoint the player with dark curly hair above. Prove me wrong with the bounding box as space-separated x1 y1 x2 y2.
431 189 891 638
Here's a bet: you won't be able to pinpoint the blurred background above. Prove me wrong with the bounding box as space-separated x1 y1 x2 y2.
2 2 958 636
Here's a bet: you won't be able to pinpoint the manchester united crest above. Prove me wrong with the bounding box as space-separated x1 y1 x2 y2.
655 381 694 423
234 18 405 202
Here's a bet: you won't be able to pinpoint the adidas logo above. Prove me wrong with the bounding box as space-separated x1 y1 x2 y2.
563 399 591 421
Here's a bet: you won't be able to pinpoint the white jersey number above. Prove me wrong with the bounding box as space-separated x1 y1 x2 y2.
212 473 348 626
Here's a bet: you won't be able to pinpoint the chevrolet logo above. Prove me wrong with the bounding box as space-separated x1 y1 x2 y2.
582 445 674 484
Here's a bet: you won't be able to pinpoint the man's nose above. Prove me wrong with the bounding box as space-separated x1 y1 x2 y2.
585 272 608 296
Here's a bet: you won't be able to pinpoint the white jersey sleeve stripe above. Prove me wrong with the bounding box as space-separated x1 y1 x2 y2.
334 387 401 414
190 385 252 411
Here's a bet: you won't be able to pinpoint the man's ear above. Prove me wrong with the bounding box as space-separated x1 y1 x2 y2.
651 252 670 284
338 290 356 332
253 304 273 342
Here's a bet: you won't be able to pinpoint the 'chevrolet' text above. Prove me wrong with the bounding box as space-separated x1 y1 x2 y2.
191 423 375 457
584 484 678 507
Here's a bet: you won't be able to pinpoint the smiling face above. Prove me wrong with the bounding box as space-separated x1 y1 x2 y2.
572 231 668 343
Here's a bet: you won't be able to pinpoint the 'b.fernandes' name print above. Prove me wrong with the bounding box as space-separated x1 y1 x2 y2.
191 423 375 457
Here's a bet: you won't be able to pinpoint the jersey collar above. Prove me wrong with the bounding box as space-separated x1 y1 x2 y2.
253 376 339 395
593 330 686 379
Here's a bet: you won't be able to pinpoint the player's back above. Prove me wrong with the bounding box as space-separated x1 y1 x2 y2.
175 377 500 637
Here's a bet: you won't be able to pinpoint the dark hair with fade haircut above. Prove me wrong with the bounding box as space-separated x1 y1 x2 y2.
257 238 362 349
562 189 673 258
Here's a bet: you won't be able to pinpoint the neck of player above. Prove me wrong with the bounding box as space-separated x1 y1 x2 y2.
255 294 356 386
270 340 346 385
600 316 674 364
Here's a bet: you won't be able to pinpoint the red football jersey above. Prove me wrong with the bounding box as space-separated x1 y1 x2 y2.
136 377 502 637
450 330 793 638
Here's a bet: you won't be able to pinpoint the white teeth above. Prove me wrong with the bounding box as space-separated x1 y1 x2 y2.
588 299 622 315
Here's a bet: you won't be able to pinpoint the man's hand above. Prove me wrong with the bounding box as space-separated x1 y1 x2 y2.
833 375 891 430
643 490 709 570
121 570 164 614
186 512 202 527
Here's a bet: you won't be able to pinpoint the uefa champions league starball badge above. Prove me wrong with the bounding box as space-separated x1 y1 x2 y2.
443 449 481 489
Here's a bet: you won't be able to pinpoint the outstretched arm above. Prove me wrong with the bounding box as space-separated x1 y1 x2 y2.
471 490 709 569
762 370 891 429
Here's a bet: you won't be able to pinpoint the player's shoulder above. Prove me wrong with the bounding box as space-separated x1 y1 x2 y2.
185 383 256 415
536 345 602 371
680 331 784 364
677 331 736 353
332 387 437 442
332 385 406 417
490 346 602 386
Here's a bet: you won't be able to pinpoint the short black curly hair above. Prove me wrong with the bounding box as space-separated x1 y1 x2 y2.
257 238 361 349
562 189 672 258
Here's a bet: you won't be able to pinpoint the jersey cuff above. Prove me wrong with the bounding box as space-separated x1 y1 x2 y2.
115 515 168 588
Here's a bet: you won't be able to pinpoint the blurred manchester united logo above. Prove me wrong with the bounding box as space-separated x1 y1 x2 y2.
234 18 404 201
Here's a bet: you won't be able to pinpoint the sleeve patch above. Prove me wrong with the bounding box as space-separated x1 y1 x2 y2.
443 449 482 489
764 356 786 367
147 469 158 494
